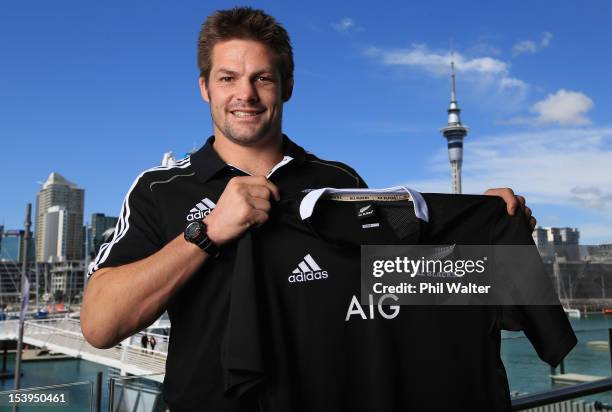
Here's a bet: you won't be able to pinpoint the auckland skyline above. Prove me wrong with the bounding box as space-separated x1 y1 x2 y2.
1 1 611 244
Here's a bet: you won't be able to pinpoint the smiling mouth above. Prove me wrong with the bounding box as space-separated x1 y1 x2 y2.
230 110 265 118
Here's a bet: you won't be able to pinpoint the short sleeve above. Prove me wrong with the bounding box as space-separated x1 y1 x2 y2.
88 173 165 276
492 204 577 367
500 306 577 367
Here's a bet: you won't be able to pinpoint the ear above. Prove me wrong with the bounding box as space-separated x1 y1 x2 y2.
282 78 294 102
199 76 210 103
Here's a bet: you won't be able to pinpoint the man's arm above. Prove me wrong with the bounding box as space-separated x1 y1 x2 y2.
81 176 279 349
81 235 208 348
484 187 536 231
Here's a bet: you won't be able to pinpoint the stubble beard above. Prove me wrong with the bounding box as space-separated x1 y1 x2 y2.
212 107 281 147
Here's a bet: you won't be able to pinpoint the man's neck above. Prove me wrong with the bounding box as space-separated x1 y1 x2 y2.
212 133 284 177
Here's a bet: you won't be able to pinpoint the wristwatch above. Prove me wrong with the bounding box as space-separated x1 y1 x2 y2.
184 220 221 258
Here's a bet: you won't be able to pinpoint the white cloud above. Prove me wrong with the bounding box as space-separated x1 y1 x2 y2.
468 42 502 56
370 44 507 76
366 44 529 107
541 31 553 47
513 32 553 55
529 89 594 126
506 90 594 126
575 222 612 245
399 127 612 243
461 128 611 201
513 40 538 55
569 186 612 210
332 17 359 33
499 77 529 91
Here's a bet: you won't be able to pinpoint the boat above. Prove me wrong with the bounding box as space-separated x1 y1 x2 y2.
603 309 612 315
553 255 581 319
564 308 581 318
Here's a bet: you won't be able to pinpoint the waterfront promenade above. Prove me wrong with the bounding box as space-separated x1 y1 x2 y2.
0 319 167 381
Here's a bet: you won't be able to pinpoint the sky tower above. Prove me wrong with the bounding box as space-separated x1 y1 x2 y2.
440 58 469 194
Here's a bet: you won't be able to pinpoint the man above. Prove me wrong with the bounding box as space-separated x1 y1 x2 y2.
140 333 148 354
81 7 535 410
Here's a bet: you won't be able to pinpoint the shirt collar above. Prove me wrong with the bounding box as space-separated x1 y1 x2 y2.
190 134 307 183
298 186 429 222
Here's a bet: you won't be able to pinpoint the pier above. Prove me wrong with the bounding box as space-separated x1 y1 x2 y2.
0 318 167 382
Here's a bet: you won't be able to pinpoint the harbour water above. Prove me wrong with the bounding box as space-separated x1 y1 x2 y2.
502 313 612 404
0 353 111 411
0 314 609 410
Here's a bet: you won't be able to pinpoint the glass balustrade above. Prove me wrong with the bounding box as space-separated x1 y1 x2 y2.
108 373 167 412
0 380 93 411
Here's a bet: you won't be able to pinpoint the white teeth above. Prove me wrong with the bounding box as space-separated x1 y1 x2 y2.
232 111 259 117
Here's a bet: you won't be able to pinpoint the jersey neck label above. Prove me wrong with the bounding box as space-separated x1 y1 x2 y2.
328 193 412 202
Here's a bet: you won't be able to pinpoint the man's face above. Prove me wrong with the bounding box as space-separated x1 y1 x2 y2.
200 39 291 146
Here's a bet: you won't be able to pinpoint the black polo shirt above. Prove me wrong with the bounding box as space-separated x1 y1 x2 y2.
88 135 367 411
224 190 577 412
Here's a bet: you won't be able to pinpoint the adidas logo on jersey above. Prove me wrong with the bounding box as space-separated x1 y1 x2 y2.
186 198 216 221
288 254 328 283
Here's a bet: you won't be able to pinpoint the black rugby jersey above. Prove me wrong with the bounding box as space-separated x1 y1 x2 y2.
88 136 366 412
224 188 577 412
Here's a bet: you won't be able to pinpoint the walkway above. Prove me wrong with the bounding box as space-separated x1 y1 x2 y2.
0 319 167 382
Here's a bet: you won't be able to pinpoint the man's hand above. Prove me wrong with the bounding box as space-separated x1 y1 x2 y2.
484 188 537 231
205 176 280 245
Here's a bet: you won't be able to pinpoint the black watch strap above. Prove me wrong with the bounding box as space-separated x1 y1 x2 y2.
196 234 221 258
184 220 221 258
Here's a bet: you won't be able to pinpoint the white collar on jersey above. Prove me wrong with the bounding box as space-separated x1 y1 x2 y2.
298 186 429 222
228 155 294 179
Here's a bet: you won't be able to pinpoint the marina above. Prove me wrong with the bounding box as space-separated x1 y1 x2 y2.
1 1 611 409
0 313 607 410
502 313 612 405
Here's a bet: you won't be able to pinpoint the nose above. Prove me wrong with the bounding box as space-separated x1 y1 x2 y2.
235 78 259 103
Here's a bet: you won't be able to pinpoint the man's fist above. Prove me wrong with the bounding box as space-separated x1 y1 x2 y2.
484 187 537 231
204 176 280 246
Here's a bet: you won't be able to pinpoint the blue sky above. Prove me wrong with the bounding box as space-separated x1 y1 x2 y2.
1 1 611 244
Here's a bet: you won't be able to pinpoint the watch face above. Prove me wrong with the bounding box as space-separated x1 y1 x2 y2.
185 221 203 241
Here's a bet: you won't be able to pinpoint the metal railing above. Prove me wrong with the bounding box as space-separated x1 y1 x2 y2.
0 380 94 411
108 373 167 412
0 318 168 379
510 326 612 410
1 318 610 410
512 377 612 410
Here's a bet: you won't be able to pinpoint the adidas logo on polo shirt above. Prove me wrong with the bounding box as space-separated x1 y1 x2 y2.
288 254 328 283
186 198 216 221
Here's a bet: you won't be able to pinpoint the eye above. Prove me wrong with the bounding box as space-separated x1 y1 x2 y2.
256 76 274 83
219 76 233 82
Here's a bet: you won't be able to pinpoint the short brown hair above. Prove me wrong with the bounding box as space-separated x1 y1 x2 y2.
198 7 294 88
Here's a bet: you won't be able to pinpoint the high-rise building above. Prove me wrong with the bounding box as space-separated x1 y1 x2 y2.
0 229 34 262
440 58 469 194
49 260 85 299
90 213 118 256
2 230 23 261
0 261 37 305
586 243 612 262
35 173 84 262
532 226 581 262
41 205 68 262
0 225 5 260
